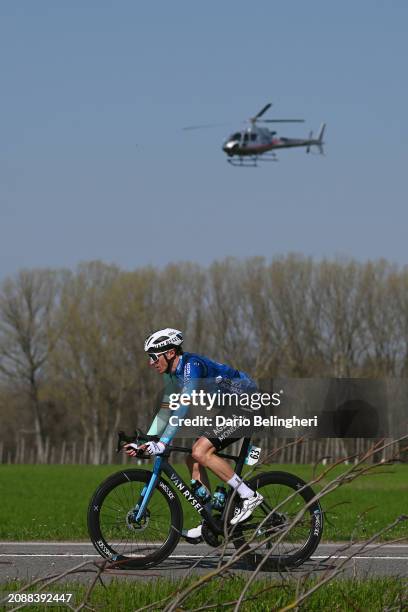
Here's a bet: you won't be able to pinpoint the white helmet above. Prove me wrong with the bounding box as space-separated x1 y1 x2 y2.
144 328 183 353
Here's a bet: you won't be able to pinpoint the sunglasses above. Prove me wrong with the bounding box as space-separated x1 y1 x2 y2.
148 351 167 363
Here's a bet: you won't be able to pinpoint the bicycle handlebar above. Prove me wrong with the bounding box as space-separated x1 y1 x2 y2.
116 430 243 462
116 429 160 456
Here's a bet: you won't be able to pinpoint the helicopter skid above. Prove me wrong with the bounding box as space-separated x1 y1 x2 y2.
227 152 278 167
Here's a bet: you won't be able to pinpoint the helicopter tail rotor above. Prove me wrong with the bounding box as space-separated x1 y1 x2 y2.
306 123 326 154
317 123 326 154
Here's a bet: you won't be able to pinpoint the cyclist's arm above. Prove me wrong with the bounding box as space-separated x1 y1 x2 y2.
159 358 206 445
146 408 170 437
146 373 179 436
159 402 190 444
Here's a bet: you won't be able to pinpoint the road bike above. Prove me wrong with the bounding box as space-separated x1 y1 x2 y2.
88 432 323 570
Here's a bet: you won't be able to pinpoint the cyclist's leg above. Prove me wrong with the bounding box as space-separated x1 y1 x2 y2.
185 452 211 492
192 437 235 481
193 436 263 524
193 419 251 483
181 441 211 544
182 437 231 544
182 437 235 543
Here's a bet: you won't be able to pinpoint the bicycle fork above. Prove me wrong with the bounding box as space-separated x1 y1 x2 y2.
133 457 163 523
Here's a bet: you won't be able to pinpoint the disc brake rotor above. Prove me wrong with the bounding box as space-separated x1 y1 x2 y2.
126 508 150 532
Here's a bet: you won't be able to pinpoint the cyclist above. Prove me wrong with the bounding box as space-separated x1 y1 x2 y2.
125 328 263 540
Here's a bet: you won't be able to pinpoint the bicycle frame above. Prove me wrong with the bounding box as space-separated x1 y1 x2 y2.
134 438 252 536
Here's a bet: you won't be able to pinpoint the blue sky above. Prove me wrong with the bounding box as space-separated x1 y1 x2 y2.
1 1 407 280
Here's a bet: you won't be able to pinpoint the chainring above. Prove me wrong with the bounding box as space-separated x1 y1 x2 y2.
201 521 223 547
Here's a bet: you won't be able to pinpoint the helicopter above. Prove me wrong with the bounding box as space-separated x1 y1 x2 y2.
222 103 326 166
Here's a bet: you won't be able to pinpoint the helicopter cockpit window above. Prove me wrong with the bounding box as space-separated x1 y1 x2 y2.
243 133 249 143
231 132 241 141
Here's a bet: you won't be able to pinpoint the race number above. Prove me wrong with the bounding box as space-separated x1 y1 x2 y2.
245 445 261 466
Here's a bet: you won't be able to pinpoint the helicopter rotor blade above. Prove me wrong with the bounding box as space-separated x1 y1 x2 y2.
260 119 305 123
182 123 228 131
251 103 272 121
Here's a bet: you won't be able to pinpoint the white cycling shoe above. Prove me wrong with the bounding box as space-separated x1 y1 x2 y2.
230 492 264 525
181 524 203 544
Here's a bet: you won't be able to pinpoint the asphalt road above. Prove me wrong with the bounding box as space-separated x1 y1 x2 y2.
1 541 407 584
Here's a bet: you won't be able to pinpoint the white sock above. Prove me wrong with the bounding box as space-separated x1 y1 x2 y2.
227 474 242 488
227 474 255 499
237 482 255 499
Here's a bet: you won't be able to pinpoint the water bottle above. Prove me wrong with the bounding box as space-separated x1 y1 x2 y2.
212 485 227 511
191 480 211 504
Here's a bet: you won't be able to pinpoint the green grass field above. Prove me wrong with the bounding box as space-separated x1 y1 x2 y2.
1 577 407 611
0 463 407 541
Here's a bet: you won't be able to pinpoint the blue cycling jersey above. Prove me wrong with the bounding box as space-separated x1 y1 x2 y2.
159 352 256 444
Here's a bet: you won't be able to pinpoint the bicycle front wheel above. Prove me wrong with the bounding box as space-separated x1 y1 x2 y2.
232 471 323 570
88 469 182 568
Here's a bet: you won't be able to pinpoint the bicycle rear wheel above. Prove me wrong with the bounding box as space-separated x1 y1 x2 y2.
232 471 323 570
88 469 182 568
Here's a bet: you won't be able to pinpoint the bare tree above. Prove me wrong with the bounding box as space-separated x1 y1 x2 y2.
312 259 368 376
0 269 60 462
360 260 403 376
394 266 408 376
207 258 253 367
266 254 319 376
49 262 144 463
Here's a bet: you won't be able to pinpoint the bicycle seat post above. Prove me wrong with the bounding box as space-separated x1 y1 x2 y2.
235 437 252 476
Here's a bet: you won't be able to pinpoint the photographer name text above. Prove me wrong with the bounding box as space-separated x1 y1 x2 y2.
168 414 318 429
